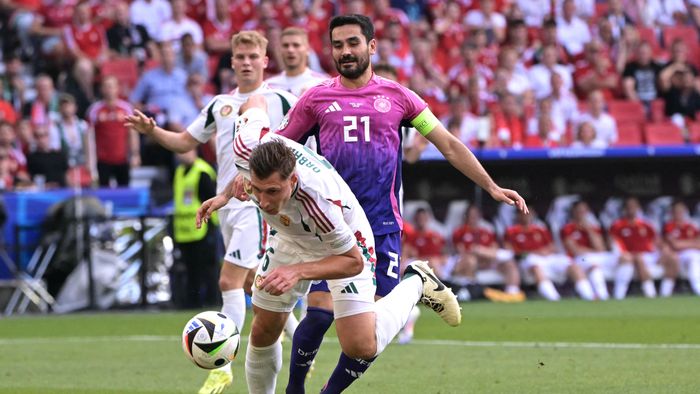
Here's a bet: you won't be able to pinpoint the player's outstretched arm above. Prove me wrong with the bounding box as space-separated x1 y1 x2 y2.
424 122 529 214
124 109 199 153
196 194 230 229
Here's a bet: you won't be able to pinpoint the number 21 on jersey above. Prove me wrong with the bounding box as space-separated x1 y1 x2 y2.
343 115 370 143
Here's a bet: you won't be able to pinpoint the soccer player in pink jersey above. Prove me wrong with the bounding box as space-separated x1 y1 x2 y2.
237 15 528 393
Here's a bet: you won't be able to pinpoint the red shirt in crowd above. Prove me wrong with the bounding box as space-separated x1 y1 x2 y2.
64 23 106 61
609 218 656 253
560 222 603 256
406 227 445 258
86 100 132 165
505 223 552 254
664 220 700 250
452 224 497 251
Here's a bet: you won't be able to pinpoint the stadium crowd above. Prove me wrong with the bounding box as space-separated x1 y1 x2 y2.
0 0 700 190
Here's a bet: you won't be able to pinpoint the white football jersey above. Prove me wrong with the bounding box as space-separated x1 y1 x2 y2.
233 108 374 257
265 68 328 98
187 84 297 209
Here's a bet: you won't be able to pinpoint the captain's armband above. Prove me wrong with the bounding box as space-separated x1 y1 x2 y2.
410 108 440 137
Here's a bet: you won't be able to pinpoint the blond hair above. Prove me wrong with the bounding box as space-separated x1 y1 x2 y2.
281 27 309 43
231 31 269 54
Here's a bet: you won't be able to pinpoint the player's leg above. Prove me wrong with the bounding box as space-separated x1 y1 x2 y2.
321 259 460 394
286 286 334 394
635 252 657 297
494 249 525 298
680 249 700 295
200 208 263 393
658 247 680 297
523 254 561 301
561 256 595 300
613 252 634 300
576 253 609 300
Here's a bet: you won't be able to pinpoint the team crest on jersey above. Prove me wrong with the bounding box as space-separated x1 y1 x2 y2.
279 215 291 226
254 274 264 289
220 105 233 117
373 95 391 113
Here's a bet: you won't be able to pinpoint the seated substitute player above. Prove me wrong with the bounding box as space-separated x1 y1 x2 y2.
505 209 595 301
404 207 449 278
196 97 461 394
663 200 700 296
609 197 680 298
560 200 635 300
451 205 524 302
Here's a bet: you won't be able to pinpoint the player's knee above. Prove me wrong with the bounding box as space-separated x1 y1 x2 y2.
250 319 282 347
342 342 377 360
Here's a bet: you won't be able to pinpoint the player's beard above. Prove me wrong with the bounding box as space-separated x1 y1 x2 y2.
335 52 370 80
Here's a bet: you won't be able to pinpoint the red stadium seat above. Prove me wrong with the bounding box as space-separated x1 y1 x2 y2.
615 121 644 146
644 122 684 145
662 25 699 50
608 100 646 124
688 122 700 143
637 27 663 56
100 57 138 90
650 99 667 122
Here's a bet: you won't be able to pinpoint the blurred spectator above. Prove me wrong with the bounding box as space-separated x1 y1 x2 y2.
372 38 409 80
505 19 534 65
505 209 595 301
556 0 591 57
493 93 526 148
22 74 59 128
373 0 410 38
129 0 172 41
177 33 208 80
661 40 699 81
27 127 68 188
440 95 482 148
529 44 574 100
576 90 618 147
63 0 108 64
409 38 448 90
605 0 634 39
464 0 506 44
0 121 30 189
405 208 448 278
661 70 700 122
517 0 551 27
49 94 91 169
532 18 569 66
15 119 35 153
60 57 96 118
107 0 154 63
29 0 74 60
525 97 564 147
0 79 18 124
549 72 579 134
88 76 139 187
168 73 212 131
129 41 188 117
609 197 679 297
202 0 237 55
663 200 700 296
433 1 467 64
447 42 493 100
614 25 643 74
561 200 633 300
622 41 662 105
469 28 500 70
160 0 204 51
451 205 524 300
555 0 594 20
576 54 619 100
2 56 32 114
639 0 687 27
495 47 533 103
570 121 606 148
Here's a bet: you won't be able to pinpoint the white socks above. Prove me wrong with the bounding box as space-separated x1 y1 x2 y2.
284 312 299 338
505 285 521 294
219 289 246 373
689 260 700 295
660 278 675 297
614 263 634 300
575 279 595 301
245 340 282 394
373 275 423 356
538 280 560 301
588 268 609 300
641 280 657 298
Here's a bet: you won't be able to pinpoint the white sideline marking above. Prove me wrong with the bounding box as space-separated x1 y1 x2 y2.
0 336 699 350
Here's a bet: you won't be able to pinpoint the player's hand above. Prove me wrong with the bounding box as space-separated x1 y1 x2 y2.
229 174 250 201
196 194 229 228
259 266 301 296
124 109 156 135
491 188 529 214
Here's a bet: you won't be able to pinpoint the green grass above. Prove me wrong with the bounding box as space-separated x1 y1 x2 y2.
1 297 700 393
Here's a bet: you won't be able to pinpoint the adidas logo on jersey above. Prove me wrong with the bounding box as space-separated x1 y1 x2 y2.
340 282 359 294
324 101 342 113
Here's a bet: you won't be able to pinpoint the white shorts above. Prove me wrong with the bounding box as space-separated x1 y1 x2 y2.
679 249 700 269
521 253 573 283
574 251 619 272
219 207 266 269
252 235 376 319
640 251 660 270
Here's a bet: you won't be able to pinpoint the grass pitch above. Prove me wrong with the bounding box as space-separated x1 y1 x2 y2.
1 296 699 393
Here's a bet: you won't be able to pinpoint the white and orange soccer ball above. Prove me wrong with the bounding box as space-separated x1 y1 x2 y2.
182 311 241 369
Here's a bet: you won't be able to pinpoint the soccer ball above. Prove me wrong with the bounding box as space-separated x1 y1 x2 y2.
182 311 241 369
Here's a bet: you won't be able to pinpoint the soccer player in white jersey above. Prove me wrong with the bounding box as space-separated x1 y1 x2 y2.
124 31 296 394
265 27 329 97
197 96 461 394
